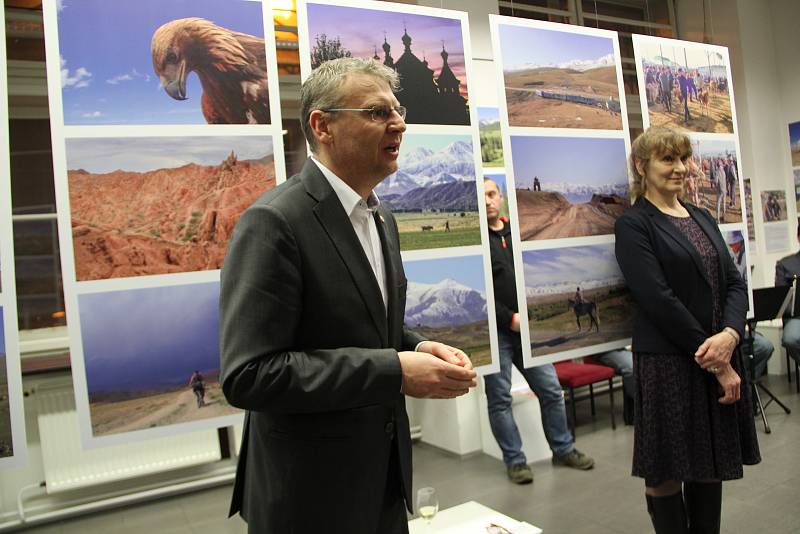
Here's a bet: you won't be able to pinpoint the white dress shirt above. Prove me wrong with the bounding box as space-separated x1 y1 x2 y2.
311 157 387 312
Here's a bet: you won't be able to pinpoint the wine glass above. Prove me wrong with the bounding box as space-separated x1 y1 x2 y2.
416 486 438 531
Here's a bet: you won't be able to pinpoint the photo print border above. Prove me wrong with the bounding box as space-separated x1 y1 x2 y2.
490 15 632 367
0 6 27 468
298 0 499 372
43 0 287 448
633 35 753 317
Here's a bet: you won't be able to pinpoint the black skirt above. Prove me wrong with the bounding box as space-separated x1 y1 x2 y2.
631 349 761 486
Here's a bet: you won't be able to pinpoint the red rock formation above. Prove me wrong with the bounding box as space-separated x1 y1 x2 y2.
69 154 275 280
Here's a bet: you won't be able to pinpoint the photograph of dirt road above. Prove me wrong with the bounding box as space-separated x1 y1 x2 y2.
687 137 741 223
376 134 480 251
79 282 239 436
66 136 275 280
0 308 12 458
511 136 628 241
638 40 733 134
498 24 621 130
790 122 800 166
523 243 633 358
403 255 491 368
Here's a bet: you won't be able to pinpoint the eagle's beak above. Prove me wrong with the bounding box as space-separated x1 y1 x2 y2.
160 60 187 101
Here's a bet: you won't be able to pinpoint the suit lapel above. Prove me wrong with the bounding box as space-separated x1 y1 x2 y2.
374 206 400 343
641 197 712 287
303 161 389 344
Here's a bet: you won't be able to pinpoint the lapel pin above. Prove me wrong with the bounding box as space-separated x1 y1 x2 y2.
379 214 385 223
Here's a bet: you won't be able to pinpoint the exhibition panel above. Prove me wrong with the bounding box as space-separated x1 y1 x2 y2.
42 0 286 448
789 121 800 218
297 0 499 371
489 15 633 366
0 3 28 468
632 35 755 312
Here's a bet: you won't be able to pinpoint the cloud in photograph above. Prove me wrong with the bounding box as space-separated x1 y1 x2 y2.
523 243 623 288
499 25 614 72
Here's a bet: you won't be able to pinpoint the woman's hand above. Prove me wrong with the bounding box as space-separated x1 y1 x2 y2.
714 364 741 404
694 330 737 371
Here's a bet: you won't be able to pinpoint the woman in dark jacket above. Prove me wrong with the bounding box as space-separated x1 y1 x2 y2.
615 127 760 534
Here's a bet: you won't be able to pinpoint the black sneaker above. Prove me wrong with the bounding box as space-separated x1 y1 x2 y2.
506 463 533 484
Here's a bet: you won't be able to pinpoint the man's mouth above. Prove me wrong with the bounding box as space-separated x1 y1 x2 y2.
384 142 400 156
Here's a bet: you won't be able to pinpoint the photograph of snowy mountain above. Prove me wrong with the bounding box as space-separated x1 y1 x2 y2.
377 133 481 251
523 243 633 358
498 24 621 129
511 135 628 240
403 255 491 367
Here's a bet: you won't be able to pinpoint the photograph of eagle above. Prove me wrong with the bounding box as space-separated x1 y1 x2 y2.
151 18 271 124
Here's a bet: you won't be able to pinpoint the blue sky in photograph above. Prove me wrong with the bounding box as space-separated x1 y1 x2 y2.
66 136 273 174
499 25 613 69
478 107 500 123
523 243 622 287
80 282 220 393
789 121 800 146
403 255 485 292
400 133 471 155
510 136 627 189
57 0 265 124
483 172 506 192
692 138 737 159
639 42 727 70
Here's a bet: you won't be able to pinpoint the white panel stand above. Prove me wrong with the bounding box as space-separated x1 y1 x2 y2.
409 389 482 456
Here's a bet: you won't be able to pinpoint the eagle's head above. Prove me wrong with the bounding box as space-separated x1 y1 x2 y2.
151 18 211 101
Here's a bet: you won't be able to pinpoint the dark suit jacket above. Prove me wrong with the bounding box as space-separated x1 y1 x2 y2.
614 196 747 355
775 251 800 287
219 159 424 533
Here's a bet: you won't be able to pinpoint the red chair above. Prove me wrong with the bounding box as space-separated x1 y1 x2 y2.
554 359 616 437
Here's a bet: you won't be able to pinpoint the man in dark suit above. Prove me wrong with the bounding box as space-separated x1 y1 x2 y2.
775 222 800 366
219 58 477 534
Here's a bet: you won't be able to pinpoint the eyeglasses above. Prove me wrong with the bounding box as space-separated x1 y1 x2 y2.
322 105 407 122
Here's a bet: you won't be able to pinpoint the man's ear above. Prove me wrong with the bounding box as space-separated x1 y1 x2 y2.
309 110 334 146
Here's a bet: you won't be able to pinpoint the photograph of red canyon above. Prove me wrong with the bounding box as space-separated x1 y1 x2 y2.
65 136 276 280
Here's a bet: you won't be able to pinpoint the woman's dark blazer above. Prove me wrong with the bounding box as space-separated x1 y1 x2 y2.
614 196 748 355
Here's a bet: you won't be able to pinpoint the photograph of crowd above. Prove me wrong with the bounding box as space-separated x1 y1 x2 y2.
744 179 755 242
761 190 787 223
686 138 741 224
638 41 733 134
789 121 800 166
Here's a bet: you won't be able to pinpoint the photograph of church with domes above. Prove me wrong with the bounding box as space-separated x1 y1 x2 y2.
497 23 622 130
304 2 470 126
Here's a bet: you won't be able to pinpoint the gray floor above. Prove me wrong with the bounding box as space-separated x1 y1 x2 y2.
18 376 800 533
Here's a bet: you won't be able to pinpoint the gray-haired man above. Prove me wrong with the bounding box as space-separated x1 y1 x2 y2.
220 58 476 534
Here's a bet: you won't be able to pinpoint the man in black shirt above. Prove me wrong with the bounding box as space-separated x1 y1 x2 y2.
775 222 800 365
483 177 595 484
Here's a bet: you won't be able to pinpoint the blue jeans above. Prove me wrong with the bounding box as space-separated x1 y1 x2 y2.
782 318 800 362
593 349 634 399
751 331 774 380
484 330 574 467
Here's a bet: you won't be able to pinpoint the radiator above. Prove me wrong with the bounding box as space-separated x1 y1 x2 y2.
37 388 221 493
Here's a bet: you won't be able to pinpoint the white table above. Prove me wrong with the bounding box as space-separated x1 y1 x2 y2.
408 501 543 534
